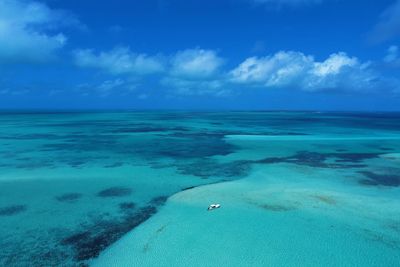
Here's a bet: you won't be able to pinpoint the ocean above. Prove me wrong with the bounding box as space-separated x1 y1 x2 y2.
0 111 399 266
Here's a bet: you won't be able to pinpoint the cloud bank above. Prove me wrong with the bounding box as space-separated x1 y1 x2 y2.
230 51 376 91
73 47 165 75
170 49 224 78
384 45 400 65
0 0 77 63
74 46 393 96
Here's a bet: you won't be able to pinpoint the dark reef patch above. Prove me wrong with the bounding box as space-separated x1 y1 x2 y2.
16 157 32 161
259 203 295 212
330 152 379 163
0 205 27 216
60 195 169 263
256 151 380 169
149 196 168 206
38 129 236 162
15 161 55 170
56 193 82 202
358 179 380 186
0 133 60 140
176 159 251 179
156 136 235 159
40 137 117 153
182 186 196 191
358 171 400 187
166 130 308 139
110 126 189 133
104 162 124 168
61 206 157 261
379 147 394 151
67 160 86 168
119 202 136 211
266 131 309 136
311 195 337 205
97 187 133 198
362 228 400 250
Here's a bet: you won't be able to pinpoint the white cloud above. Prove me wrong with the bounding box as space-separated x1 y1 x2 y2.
384 45 399 63
163 48 225 95
97 79 125 94
77 78 138 97
383 45 400 67
74 48 223 78
230 51 313 85
170 48 224 78
74 47 226 95
312 53 358 76
369 0 400 44
230 51 377 91
0 0 75 63
73 47 165 75
73 46 395 95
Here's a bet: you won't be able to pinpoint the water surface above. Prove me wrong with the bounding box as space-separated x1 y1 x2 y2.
0 111 399 266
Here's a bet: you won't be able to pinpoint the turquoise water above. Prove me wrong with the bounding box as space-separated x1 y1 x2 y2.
0 112 399 266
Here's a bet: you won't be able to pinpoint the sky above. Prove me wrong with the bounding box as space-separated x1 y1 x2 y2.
1 0 400 110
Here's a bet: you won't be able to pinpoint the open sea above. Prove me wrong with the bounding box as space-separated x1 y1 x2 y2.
0 111 399 266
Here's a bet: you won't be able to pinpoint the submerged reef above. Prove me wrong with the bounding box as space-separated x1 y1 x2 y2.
0 205 27 216
175 159 251 179
257 151 379 169
104 162 124 168
258 203 296 212
245 198 297 212
97 187 133 198
61 196 167 263
119 202 136 211
358 171 400 187
311 195 337 205
56 193 82 202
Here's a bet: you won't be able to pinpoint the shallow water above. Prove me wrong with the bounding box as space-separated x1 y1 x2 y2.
0 111 399 266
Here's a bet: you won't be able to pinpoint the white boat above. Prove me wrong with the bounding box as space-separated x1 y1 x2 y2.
207 204 221 211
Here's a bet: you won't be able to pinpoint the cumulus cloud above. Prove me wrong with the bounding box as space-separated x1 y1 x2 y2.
230 51 313 85
96 79 126 95
74 47 226 95
170 48 224 78
384 45 400 64
73 47 165 75
0 0 76 63
369 0 400 44
76 78 137 97
163 48 226 95
230 51 377 91
74 46 392 95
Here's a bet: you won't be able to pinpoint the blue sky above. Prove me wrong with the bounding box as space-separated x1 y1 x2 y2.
1 0 400 110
